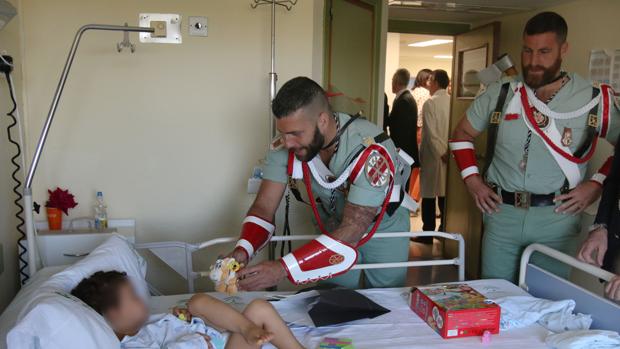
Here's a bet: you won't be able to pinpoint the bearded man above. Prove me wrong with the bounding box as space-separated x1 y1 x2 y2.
449 12 620 282
226 77 414 290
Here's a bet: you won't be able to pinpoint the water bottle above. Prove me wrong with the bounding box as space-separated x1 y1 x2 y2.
94 191 108 231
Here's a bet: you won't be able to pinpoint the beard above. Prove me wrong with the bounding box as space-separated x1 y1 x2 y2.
294 125 325 162
523 56 562 89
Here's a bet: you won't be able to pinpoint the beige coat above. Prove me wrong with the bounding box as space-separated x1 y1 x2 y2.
420 89 450 198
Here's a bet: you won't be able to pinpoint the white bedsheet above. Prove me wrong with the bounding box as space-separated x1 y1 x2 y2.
149 279 550 349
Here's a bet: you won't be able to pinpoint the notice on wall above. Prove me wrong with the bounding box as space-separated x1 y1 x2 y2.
589 49 620 92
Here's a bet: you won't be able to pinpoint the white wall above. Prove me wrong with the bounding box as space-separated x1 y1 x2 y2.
0 0 23 312
384 32 400 109
14 0 322 293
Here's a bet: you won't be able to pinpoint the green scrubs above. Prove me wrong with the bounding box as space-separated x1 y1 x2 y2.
263 113 411 288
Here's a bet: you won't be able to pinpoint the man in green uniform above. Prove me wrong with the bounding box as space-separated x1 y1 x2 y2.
226 77 413 290
450 12 619 282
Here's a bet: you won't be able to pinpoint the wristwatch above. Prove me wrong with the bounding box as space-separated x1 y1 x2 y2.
587 223 608 233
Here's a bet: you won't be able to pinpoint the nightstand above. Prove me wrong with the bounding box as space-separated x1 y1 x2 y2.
24 218 136 270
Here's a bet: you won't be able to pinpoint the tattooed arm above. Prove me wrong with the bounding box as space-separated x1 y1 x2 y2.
331 202 378 245
237 201 377 290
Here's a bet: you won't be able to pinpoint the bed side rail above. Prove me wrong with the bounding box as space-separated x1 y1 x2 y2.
136 231 465 293
518 243 620 332
518 243 615 290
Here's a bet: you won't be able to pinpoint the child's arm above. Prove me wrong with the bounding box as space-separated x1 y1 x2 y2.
187 294 273 345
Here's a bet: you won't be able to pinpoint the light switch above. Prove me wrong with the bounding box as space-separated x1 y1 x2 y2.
189 16 208 37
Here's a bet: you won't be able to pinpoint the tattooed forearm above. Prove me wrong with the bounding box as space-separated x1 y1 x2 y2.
331 202 378 245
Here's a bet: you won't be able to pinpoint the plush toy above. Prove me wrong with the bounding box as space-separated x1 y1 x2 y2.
209 257 242 294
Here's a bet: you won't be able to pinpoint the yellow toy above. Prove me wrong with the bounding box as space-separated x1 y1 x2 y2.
209 257 242 294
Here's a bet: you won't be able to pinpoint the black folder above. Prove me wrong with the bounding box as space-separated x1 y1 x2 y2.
308 289 390 327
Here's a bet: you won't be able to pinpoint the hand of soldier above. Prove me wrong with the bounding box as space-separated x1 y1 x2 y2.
226 247 249 267
605 275 620 301
553 181 602 215
237 260 286 291
577 227 608 267
464 175 502 214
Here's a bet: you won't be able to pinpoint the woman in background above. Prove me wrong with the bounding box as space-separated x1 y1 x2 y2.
408 69 433 210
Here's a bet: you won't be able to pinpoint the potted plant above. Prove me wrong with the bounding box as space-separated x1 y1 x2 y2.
45 187 78 230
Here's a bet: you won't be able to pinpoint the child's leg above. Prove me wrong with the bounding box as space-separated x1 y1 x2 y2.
225 300 304 349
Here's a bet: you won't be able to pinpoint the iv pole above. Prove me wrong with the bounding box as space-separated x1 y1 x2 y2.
23 24 155 278
250 0 297 140
250 0 297 267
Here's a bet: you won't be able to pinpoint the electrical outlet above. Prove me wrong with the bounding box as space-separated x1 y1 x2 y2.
188 16 208 37
139 13 182 44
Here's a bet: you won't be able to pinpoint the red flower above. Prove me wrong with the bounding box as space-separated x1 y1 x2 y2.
45 187 78 216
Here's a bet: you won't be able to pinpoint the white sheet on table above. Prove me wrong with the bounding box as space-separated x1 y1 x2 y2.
546 330 620 349
148 280 551 349
495 296 592 332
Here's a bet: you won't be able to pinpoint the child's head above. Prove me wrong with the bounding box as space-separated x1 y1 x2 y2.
71 271 148 336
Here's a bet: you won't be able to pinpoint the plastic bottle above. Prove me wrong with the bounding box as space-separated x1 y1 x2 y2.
94 191 108 231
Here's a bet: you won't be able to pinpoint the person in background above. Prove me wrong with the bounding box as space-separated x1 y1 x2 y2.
577 138 620 301
409 69 433 208
386 68 419 182
412 69 433 127
420 69 451 238
383 93 389 133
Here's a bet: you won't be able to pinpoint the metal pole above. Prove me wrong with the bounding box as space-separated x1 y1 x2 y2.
267 1 278 264
23 24 154 279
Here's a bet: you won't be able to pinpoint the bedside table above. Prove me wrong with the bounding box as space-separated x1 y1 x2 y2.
28 218 136 268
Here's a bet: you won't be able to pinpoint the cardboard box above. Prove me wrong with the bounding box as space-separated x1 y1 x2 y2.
409 284 500 339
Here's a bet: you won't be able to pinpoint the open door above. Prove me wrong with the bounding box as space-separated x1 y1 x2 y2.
325 0 382 122
444 22 500 279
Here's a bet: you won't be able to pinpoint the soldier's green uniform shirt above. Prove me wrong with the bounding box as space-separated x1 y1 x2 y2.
467 73 620 282
262 112 411 288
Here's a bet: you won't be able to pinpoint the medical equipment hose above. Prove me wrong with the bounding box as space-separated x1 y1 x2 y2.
3 71 28 284
279 192 292 257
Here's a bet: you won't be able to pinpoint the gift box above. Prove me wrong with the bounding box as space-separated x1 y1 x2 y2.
409 284 500 339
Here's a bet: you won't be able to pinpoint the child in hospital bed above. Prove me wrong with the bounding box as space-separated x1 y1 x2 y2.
71 270 305 349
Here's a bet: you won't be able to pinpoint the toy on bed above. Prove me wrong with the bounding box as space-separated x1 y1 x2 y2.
209 257 242 294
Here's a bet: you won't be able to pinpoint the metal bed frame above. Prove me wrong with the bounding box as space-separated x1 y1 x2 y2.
519 243 620 332
135 231 466 293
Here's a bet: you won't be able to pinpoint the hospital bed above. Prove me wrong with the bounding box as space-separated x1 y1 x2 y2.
2 232 619 349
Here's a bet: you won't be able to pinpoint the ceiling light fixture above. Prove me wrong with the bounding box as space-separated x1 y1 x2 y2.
408 39 453 47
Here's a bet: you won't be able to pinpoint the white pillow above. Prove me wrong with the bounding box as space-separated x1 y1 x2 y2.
43 234 149 300
6 234 148 349
7 291 120 349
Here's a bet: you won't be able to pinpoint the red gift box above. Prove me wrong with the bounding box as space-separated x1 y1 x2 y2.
409 284 500 339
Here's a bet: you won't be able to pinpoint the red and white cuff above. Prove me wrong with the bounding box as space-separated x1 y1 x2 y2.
280 234 357 285
590 156 613 186
449 140 480 180
235 216 275 260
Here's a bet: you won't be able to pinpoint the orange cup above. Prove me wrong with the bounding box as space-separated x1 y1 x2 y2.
46 207 63 230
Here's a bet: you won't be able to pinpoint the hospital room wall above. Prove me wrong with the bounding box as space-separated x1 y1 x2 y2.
0 0 24 312
16 0 323 293
475 0 620 294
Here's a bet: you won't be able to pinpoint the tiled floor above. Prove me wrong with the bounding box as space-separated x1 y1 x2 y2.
405 213 459 287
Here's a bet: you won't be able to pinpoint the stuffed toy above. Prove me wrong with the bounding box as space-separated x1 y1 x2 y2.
209 257 241 294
